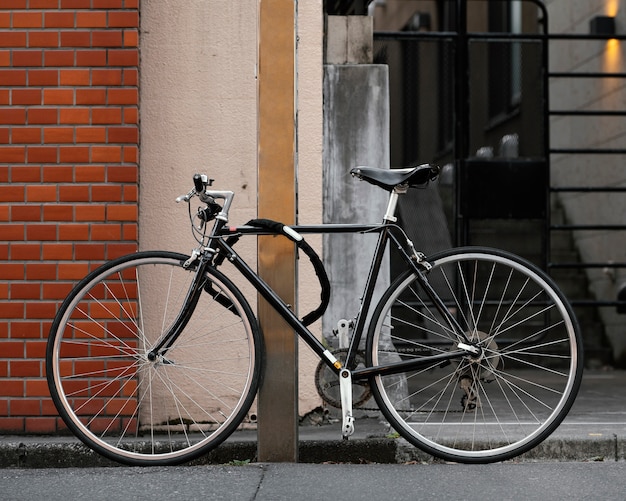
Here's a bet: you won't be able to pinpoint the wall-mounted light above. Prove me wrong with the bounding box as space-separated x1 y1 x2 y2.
590 16 616 36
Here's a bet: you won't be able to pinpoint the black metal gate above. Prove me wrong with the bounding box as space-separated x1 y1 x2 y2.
374 0 626 364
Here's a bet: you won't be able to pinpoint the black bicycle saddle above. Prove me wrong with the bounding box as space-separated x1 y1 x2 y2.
350 164 439 191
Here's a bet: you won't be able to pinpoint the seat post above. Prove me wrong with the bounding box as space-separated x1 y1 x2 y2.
383 184 408 222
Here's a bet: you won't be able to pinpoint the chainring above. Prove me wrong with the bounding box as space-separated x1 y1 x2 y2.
314 349 372 408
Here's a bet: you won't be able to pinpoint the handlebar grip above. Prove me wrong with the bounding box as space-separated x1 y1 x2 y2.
193 174 205 193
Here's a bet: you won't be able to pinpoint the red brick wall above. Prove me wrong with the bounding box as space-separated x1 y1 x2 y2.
0 1 139 433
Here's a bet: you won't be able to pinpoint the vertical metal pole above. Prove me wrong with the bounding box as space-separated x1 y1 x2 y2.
455 0 469 247
257 0 298 462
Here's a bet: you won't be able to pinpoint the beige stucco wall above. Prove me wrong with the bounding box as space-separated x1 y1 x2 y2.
140 1 323 415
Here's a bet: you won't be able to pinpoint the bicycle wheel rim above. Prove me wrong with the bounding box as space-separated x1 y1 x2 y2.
368 248 582 463
47 251 260 465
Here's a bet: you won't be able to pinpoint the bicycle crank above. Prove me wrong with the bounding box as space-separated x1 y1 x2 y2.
314 349 372 409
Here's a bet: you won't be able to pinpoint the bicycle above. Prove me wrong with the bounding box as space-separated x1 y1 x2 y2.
46 164 583 466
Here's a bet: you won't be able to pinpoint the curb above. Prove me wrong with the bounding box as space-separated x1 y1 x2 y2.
0 435 623 468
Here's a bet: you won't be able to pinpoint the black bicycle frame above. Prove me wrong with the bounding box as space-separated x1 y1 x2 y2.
211 222 472 380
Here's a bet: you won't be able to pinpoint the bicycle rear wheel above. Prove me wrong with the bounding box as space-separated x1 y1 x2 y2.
46 251 262 466
366 247 583 463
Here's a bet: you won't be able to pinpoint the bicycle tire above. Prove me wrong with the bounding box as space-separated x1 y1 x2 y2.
46 251 263 466
366 247 583 463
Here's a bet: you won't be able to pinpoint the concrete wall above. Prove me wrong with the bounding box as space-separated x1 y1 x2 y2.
140 0 323 414
322 64 390 349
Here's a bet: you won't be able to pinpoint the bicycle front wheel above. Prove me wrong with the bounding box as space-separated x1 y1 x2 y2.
366 247 583 463
46 251 262 466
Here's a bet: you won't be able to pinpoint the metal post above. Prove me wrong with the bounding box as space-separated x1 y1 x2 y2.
257 0 298 462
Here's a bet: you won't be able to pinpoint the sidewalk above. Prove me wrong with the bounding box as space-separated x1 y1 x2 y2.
1 370 625 468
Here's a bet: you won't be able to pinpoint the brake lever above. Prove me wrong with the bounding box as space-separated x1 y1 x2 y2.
176 189 196 203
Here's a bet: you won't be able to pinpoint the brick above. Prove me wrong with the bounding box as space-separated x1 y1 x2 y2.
42 282 73 299
10 397 42 413
59 108 89 124
92 145 122 162
107 88 137 105
12 127 42 144
92 68 122 86
76 126 106 143
59 68 90 86
0 205 7 220
0 50 9 66
76 49 106 67
107 165 137 183
42 243 73 260
108 126 137 143
76 88 106 105
91 185 121 202
28 31 58 48
106 242 136 259
123 185 137 203
60 31 91 48
92 30 123 47
25 263 56 280
108 49 138 67
0 224 24 240
0 108 27 125
44 49 75 66
10 165 41 182
58 263 89 279
13 11 43 28
1 380 24 397
11 282 41 300
44 11 75 29
43 88 74 105
43 204 73 221
26 341 46 358
75 204 105 221
0 418 24 432
8 322 40 339
123 30 138 48
0 69 27 86
1 341 25 358
107 205 136 221
0 146 26 163
0 302 24 318
25 224 57 241
0 32 27 48
26 185 57 202
25 417 57 433
58 223 89 240
109 11 139 28
28 108 58 124
9 243 41 260
93 0 123 7
11 205 41 222
0 127 8 143
0 90 11 105
0 12 9 29
43 127 74 143
59 145 90 162
43 165 73 182
91 223 121 240
76 10 107 28
59 185 89 202
122 68 137 86
75 243 105 260
75 165 105 182
0 186 24 202
28 69 59 86
12 89 42 106
92 107 121 124
30 0 60 7
0 263 25 280
27 146 58 163
13 50 43 67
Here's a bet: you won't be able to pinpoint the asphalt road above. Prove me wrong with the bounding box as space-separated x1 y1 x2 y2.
2 462 626 501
